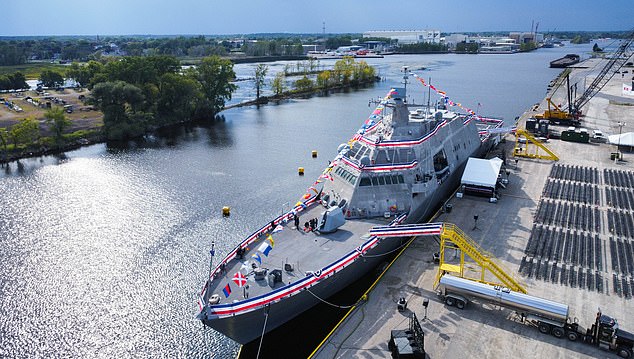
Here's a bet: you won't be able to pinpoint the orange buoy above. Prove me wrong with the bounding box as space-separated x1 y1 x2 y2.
222 206 231 216
298 167 304 175
311 150 318 158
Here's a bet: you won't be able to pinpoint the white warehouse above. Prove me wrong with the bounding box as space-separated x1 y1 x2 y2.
363 30 441 44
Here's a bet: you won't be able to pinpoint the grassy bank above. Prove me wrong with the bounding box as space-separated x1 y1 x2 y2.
0 62 68 79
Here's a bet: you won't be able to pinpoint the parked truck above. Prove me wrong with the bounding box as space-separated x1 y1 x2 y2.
437 275 634 358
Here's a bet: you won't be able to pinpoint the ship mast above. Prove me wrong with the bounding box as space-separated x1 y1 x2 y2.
402 66 408 103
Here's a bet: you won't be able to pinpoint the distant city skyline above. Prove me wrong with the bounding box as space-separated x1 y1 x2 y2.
2 0 633 36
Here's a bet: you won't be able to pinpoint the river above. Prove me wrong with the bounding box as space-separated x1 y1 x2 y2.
0 41 603 358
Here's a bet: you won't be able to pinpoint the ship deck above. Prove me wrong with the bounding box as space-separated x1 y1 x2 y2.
206 202 393 303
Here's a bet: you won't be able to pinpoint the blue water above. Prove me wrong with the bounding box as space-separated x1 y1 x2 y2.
0 41 602 358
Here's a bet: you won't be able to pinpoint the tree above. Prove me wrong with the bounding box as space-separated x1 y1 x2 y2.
0 128 8 160
7 72 28 90
333 56 355 85
254 64 268 100
90 81 146 139
316 70 331 89
271 72 286 96
44 107 71 145
39 70 65 88
156 73 199 124
10 117 40 148
66 62 101 88
0 72 28 91
294 76 313 92
186 55 236 118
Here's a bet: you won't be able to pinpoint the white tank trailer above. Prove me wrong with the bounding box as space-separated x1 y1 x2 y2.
437 275 634 358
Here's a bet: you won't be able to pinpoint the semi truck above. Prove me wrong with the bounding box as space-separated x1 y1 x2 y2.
437 275 634 358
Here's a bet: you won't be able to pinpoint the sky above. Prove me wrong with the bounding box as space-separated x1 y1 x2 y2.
1 0 633 36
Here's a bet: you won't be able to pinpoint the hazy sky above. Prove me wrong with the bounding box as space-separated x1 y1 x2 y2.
2 0 633 36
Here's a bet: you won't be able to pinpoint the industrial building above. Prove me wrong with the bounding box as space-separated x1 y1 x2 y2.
363 30 441 44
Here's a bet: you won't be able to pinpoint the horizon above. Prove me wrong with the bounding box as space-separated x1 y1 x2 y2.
0 30 632 39
2 0 633 37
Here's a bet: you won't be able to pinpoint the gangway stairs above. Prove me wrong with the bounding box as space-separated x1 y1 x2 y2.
370 222 526 294
513 129 559 161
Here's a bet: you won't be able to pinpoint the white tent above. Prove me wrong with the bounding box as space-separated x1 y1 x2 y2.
608 132 634 147
461 157 503 188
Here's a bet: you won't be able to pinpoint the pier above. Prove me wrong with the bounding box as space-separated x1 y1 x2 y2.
310 58 634 358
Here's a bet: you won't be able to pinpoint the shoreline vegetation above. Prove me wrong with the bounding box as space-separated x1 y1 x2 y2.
0 56 377 164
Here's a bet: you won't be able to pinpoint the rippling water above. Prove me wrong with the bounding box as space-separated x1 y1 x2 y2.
0 42 600 358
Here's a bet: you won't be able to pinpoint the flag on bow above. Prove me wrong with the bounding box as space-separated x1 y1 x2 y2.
232 272 247 288
222 283 231 298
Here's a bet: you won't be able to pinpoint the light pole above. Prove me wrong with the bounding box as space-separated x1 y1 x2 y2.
617 122 626 162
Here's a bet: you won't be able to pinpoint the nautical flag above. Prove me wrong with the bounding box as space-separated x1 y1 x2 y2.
252 253 262 265
209 249 215 256
258 242 272 256
233 272 247 288
222 283 231 298
267 234 275 248
240 261 250 273
303 193 311 200
273 225 283 233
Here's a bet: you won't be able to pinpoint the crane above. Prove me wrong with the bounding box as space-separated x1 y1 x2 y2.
572 29 634 117
537 29 634 123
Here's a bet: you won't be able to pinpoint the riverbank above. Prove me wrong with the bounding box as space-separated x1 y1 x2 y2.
0 77 379 164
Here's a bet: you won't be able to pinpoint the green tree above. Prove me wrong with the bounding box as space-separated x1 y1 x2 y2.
254 64 268 100
39 70 65 88
186 55 236 118
66 62 103 88
44 107 71 145
333 56 355 85
294 76 313 92
0 128 8 159
10 117 40 148
156 73 199 124
271 72 286 96
316 70 331 89
90 81 146 139
7 72 28 90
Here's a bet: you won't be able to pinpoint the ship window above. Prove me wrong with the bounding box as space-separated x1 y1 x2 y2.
371 177 379 186
398 175 405 184
378 176 385 185
463 143 466 149
359 177 371 186
385 176 392 185
392 175 399 184
350 175 357 185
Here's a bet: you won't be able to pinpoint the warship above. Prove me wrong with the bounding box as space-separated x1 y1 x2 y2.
196 71 503 344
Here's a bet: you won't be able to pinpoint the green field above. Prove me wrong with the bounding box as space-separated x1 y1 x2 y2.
0 62 69 79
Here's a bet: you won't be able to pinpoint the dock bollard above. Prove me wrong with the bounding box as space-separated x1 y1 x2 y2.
222 206 231 216
312 150 318 158
298 167 305 175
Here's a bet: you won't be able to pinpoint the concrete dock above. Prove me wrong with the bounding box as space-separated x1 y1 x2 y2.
311 59 634 359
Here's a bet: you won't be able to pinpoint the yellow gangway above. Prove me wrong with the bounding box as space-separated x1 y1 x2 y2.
434 223 527 293
513 128 559 161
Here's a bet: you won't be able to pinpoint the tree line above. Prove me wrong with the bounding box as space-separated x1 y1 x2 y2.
264 57 377 97
72 55 237 140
